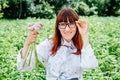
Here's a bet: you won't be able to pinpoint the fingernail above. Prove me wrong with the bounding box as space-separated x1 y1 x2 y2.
75 21 78 23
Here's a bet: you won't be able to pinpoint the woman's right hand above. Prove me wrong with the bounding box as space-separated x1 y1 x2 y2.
21 29 39 59
25 29 39 46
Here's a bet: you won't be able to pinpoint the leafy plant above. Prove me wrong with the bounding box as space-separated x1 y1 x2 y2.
0 16 120 79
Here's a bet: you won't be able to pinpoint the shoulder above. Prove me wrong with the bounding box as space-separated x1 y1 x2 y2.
39 38 53 47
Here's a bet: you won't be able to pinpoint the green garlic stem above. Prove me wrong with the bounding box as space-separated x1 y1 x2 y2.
28 45 33 66
33 43 39 68
22 45 30 67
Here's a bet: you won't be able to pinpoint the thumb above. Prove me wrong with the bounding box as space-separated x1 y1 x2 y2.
75 21 81 30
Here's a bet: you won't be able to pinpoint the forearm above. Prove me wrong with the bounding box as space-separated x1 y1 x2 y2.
81 33 98 69
21 40 30 59
17 48 35 71
80 42 98 69
81 33 89 48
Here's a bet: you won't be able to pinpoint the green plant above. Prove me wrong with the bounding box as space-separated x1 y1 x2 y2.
26 0 54 19
0 16 120 79
64 1 97 16
0 0 8 18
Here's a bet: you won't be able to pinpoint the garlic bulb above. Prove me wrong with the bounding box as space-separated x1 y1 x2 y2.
28 23 43 31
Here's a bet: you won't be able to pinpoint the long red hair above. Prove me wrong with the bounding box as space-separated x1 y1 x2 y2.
50 8 83 55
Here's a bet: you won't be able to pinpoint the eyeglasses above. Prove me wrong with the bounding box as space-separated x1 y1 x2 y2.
58 22 76 29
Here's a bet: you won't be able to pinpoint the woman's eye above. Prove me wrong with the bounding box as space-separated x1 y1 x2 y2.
61 24 66 26
59 23 66 26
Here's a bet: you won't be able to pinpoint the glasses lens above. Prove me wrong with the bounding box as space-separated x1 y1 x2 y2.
69 22 75 28
59 22 66 29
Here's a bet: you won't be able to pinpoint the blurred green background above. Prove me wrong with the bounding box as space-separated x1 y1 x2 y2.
0 0 120 80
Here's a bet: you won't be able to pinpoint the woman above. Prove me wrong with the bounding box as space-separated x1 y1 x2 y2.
17 8 98 80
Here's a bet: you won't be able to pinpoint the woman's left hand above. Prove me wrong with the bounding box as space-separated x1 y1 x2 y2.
76 20 89 47
75 20 88 36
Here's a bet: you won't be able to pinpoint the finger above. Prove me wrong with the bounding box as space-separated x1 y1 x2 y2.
28 34 37 40
77 20 84 27
31 38 37 43
75 21 82 28
79 20 88 26
28 37 37 43
76 20 87 28
28 27 34 31
30 31 39 35
32 35 37 38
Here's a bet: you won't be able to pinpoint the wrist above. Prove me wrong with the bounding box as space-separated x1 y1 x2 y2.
81 33 89 48
24 39 30 47
81 32 88 37
22 41 30 59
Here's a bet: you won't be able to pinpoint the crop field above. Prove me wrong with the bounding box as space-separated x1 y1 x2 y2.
0 16 120 80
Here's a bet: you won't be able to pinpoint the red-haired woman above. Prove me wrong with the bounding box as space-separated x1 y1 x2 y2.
17 8 98 80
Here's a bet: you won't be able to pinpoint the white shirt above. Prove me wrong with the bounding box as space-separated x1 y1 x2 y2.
17 39 98 80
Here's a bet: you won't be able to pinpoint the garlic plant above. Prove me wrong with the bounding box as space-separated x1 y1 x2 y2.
22 22 44 68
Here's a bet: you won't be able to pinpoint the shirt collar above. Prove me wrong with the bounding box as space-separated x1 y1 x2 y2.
61 38 75 48
61 38 77 53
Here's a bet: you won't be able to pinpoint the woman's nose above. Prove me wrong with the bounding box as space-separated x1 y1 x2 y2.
65 25 70 31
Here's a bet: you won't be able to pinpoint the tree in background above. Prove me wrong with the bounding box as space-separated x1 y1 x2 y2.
0 0 120 19
0 0 8 18
26 0 54 19
2 0 54 19
82 0 120 16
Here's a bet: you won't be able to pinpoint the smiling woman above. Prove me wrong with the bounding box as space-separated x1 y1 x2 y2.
58 21 77 43
52 8 82 55
17 8 98 80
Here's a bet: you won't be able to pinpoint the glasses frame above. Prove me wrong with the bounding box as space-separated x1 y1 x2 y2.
58 22 76 29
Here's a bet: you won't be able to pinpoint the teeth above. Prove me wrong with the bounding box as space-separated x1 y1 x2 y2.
65 33 71 34
64 32 72 33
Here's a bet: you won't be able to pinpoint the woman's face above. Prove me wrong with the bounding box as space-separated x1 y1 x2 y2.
58 21 77 42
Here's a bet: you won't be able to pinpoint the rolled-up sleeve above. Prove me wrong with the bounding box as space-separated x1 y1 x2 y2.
36 39 52 65
17 49 35 71
80 44 98 69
